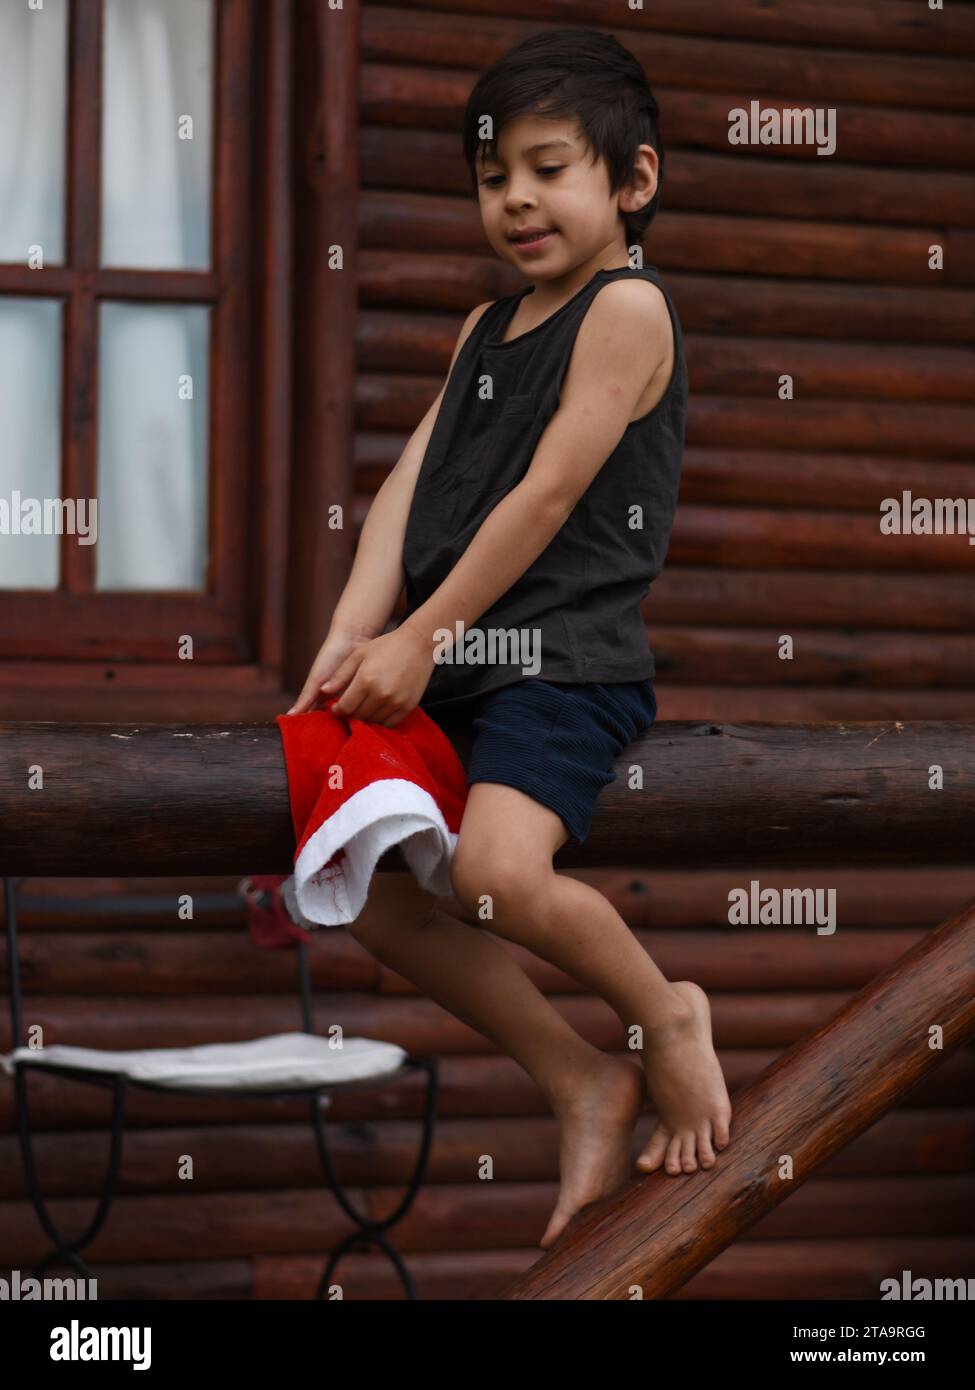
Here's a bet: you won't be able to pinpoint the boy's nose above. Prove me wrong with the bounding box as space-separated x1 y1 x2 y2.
504 185 537 210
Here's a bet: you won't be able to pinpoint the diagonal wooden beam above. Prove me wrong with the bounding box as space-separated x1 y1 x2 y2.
497 895 975 1300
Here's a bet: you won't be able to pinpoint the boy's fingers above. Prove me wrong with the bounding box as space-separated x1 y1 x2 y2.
330 669 365 717
322 651 363 694
287 667 331 715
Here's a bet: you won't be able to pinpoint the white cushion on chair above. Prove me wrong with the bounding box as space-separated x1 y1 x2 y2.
0 1032 409 1091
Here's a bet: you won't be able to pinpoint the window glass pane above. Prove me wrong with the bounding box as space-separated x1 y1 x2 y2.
0 0 68 265
0 298 63 589
96 302 210 591
101 0 214 270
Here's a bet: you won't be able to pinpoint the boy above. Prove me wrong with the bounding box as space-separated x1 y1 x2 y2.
287 28 731 1251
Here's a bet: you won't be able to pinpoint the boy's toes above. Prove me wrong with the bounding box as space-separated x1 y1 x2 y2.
713 1109 732 1150
680 1133 699 1173
636 1122 671 1173
539 1204 571 1250
698 1123 717 1168
665 1134 683 1175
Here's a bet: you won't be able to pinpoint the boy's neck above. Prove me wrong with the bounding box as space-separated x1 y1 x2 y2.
524 248 631 304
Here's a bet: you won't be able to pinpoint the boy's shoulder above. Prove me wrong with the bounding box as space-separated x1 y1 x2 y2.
585 271 673 334
569 273 675 376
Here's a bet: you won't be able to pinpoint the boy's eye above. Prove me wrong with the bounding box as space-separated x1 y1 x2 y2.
481 165 563 188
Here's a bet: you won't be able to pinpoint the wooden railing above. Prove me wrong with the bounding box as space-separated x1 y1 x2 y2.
2 719 974 1300
2 720 973 872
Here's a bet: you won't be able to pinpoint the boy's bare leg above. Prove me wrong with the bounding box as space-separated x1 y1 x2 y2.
346 870 646 1244
450 782 733 1249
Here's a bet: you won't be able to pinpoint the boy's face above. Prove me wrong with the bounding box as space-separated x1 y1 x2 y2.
474 112 654 279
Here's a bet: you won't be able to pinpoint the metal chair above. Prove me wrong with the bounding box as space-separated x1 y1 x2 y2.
1 875 439 1299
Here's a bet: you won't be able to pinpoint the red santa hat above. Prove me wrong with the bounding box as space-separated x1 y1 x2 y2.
274 703 468 927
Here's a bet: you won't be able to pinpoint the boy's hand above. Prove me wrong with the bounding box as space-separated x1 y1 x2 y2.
323 625 436 727
284 630 374 716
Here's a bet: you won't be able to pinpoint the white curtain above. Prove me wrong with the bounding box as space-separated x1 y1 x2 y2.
0 0 213 592
101 0 212 271
0 0 67 587
0 0 67 265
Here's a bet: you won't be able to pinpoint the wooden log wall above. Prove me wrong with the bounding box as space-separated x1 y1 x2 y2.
355 0 975 721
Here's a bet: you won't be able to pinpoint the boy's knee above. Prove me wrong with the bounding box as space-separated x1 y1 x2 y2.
347 872 436 953
450 848 537 923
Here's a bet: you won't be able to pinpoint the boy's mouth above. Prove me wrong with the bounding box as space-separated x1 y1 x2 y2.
508 228 556 251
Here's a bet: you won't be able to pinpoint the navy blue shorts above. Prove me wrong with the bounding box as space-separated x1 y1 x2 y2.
434 677 657 846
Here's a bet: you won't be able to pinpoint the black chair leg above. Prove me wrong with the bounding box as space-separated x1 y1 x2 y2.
13 1066 129 1282
310 1056 440 1300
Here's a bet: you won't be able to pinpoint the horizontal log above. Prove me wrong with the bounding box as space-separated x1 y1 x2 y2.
359 253 975 344
363 9 975 111
358 440 975 513
362 66 975 168
0 680 294 727
360 189 975 285
163 1251 503 1301
0 989 881 1054
650 567 975 630
0 926 929 996
359 128 975 228
251 1238 975 1302
4 1046 970 1133
400 0 975 59
498 895 975 1298
63 1259 253 1301
92 1251 525 1301
654 686 975 721
356 380 975 458
3 1232 972 1303
651 628 975 687
3 720 975 872
1 929 376 995
8 1233 971 1303
669 504 975 567
492 928 932 995
590 865 975 931
683 337 975 401
676 451 975 510
254 1248 528 1301
24 677 969 730
2 1172 972 1266
358 442 975 528
357 314 975 401
0 878 246 929
751 1177 975 1240
10 864 975 932
363 495 975 569
677 1237 975 1301
2 1108 969 1202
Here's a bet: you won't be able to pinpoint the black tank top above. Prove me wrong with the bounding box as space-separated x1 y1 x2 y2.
400 264 688 718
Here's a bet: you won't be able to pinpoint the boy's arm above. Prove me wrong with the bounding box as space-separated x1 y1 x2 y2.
329 298 494 640
401 278 672 660
286 301 493 714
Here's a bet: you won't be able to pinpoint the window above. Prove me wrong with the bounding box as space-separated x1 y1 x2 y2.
0 0 260 668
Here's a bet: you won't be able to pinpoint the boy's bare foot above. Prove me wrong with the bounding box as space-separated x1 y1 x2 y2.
636 979 732 1176
540 1055 646 1250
